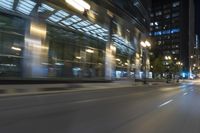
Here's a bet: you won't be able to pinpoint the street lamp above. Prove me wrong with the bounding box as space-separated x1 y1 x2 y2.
190 55 194 74
165 56 171 60
140 41 151 48
176 61 183 80
164 55 172 83
140 40 151 84
140 41 146 48
145 40 151 47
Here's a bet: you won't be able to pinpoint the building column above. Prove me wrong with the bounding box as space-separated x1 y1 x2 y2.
105 12 116 80
127 58 131 78
23 20 48 78
135 53 142 79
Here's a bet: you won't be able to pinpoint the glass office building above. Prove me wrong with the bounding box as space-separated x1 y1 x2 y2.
0 0 150 81
150 0 195 76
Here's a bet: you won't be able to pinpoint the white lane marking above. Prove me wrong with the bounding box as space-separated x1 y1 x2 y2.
190 89 194 92
183 92 188 96
159 99 173 108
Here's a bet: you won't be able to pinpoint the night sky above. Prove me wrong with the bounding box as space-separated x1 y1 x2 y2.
195 0 199 35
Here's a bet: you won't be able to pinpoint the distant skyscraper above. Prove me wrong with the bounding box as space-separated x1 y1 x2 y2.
150 0 195 75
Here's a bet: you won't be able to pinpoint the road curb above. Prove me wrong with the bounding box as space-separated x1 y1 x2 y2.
0 82 180 98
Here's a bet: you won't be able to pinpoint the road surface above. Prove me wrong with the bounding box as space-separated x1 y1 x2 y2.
0 80 200 133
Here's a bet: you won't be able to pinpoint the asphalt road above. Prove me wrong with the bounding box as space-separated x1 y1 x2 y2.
0 80 200 133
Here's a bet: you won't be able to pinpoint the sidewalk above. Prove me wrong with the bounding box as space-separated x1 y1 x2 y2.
0 80 179 97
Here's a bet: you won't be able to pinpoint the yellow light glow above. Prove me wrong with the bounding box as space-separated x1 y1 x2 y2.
86 49 94 53
145 40 151 47
88 10 97 20
65 0 90 12
76 56 82 59
110 45 116 51
32 44 49 50
165 56 171 60
116 58 121 62
140 41 146 47
11 46 21 51
78 0 90 10
176 61 181 65
30 23 46 38
136 53 140 58
25 38 49 50
141 40 151 48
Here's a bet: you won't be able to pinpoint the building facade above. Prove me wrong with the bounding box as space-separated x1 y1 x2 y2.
150 0 195 78
0 0 150 81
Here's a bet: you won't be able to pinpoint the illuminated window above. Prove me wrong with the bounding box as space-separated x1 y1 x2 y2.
172 50 179 54
162 30 171 35
171 28 180 34
155 11 162 16
155 22 158 25
173 1 180 8
164 14 170 19
172 45 179 48
154 31 162 36
150 22 154 26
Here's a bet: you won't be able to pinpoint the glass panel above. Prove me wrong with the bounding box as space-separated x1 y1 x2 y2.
0 13 26 77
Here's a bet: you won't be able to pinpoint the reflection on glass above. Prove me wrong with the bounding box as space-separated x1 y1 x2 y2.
0 0 137 80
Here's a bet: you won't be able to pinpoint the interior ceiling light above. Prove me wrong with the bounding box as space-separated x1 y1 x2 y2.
16 0 36 15
86 49 94 53
65 0 90 12
11 46 21 51
38 3 55 12
0 0 14 11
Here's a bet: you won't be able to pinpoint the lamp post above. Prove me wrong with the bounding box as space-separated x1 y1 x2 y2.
176 61 183 81
164 55 172 83
140 40 151 84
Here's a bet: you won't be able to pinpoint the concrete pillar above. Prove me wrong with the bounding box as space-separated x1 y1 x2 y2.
135 53 142 79
23 20 48 78
105 12 116 80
